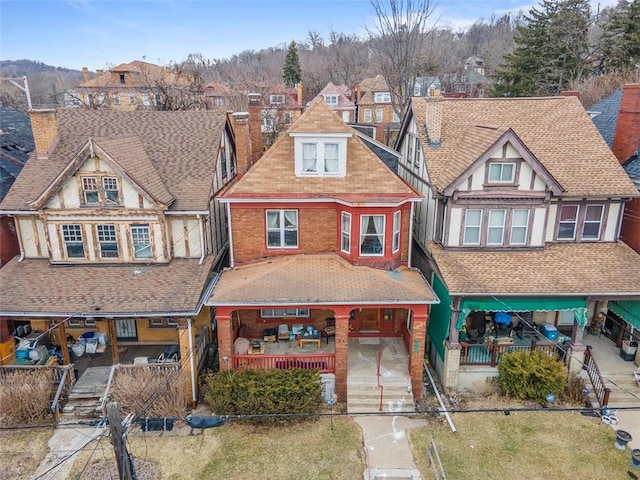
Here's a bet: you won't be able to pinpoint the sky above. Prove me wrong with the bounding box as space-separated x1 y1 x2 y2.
0 0 620 71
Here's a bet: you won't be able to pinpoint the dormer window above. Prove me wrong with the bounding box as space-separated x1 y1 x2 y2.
374 92 391 103
324 94 338 106
488 162 515 183
270 94 285 104
80 175 120 205
291 133 350 177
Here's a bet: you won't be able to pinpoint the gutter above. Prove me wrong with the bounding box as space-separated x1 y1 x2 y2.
226 203 235 267
408 202 414 268
188 318 197 406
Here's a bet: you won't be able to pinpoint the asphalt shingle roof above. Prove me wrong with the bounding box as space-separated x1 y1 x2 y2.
208 253 438 306
587 89 623 147
0 109 228 211
430 241 640 296
222 100 417 203
411 96 637 197
0 256 215 316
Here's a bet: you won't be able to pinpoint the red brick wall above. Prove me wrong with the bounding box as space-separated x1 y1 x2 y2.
231 203 337 264
621 198 640 254
0 216 19 266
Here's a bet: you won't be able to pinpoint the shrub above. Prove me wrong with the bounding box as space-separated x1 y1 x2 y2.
561 373 588 405
0 369 55 426
497 350 567 404
205 369 323 424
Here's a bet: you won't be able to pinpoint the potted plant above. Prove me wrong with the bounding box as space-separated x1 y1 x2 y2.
615 430 633 450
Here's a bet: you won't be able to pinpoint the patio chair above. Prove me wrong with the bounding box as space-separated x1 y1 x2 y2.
323 317 336 344
157 344 179 363
278 324 290 341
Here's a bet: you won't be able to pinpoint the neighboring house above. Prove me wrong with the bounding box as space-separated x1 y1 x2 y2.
0 108 238 402
313 82 356 124
0 107 34 267
260 84 304 147
590 84 640 255
396 95 640 391
441 69 490 98
206 100 438 406
413 76 442 97
355 75 399 145
74 61 203 110
203 81 247 112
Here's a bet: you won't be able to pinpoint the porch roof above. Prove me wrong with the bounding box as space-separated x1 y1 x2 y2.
206 253 438 306
430 241 640 297
0 256 215 317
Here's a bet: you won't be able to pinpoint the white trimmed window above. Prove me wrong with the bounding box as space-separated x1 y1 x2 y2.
488 162 515 183
392 211 401 253
62 224 85 258
360 214 385 256
261 308 309 318
269 94 285 104
266 210 298 248
582 205 604 240
557 205 579 240
97 224 118 258
510 209 529 245
375 108 383 122
463 209 482 245
131 224 152 258
364 109 372 122
324 94 338 106
341 212 351 254
82 177 99 203
487 209 506 245
103 177 119 203
291 133 350 177
374 91 391 103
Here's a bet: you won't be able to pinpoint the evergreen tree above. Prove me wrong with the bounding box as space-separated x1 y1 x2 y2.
493 0 591 97
598 0 640 73
282 41 302 88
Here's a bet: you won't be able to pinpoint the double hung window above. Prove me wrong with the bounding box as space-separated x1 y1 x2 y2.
463 210 482 245
392 211 401 253
510 209 529 244
62 224 85 258
374 92 391 103
131 224 152 258
582 205 604 240
488 162 515 183
341 212 351 254
97 224 118 258
360 215 385 255
487 210 506 245
267 210 298 248
557 205 579 240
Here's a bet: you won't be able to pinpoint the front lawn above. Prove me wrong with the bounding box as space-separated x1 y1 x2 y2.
0 428 53 480
410 411 631 480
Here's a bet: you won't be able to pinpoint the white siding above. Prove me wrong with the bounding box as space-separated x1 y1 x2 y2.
19 219 38 258
84 224 96 261
188 218 202 258
604 203 621 241
505 144 520 158
531 208 547 246
518 163 533 191
47 223 62 261
470 166 484 190
152 223 165 262
171 219 186 257
447 208 462 247
533 175 546 191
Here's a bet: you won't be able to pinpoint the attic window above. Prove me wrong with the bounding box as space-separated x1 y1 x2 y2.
119 74 125 84
374 92 391 103
82 177 99 203
270 94 285 104
290 133 351 178
488 162 515 183
324 94 338 106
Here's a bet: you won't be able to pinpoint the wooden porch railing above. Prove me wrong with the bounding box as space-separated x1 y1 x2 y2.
232 353 335 373
460 340 557 367
583 345 611 407
195 326 208 373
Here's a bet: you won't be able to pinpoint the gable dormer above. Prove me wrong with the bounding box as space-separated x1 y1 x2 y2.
290 132 351 177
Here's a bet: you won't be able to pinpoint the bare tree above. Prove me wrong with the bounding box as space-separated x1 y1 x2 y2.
367 0 437 118
327 31 370 88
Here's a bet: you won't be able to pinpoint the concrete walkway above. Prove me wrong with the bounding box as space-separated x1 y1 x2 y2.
31 426 105 480
355 415 426 480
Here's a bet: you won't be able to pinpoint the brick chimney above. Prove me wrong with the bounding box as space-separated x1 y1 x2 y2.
82 67 90 83
612 84 640 165
248 93 263 163
28 109 58 159
425 95 443 147
96 69 104 76
297 82 303 106
231 112 251 173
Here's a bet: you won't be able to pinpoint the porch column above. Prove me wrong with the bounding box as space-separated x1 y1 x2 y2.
409 305 429 399
56 319 71 366
107 319 119 364
333 308 351 403
566 322 586 375
216 307 234 371
176 317 197 405
443 298 462 392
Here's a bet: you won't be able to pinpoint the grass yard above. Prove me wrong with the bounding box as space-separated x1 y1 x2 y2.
69 416 364 480
410 411 632 480
0 428 53 480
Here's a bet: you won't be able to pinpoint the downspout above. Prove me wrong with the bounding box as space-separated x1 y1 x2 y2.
226 203 235 268
408 202 415 268
13 216 25 262
188 317 197 406
197 214 205 265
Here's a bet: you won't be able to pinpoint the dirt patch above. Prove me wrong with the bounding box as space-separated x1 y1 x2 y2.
0 428 53 480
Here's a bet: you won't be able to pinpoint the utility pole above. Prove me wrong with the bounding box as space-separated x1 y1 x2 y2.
0 76 32 109
107 402 135 480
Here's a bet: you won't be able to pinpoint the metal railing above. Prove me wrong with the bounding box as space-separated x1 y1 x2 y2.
376 350 384 412
50 364 75 424
459 340 557 367
583 345 611 407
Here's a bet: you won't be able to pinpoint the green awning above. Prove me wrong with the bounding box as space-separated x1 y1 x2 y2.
608 300 640 330
457 297 588 329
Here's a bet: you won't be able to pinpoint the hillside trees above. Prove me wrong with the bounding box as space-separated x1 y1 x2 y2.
493 0 591 97
597 0 640 73
283 41 302 88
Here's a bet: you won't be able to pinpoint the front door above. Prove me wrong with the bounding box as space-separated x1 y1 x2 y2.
358 309 380 332
115 319 137 341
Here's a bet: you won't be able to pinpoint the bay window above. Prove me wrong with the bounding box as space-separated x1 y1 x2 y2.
341 212 351 253
582 205 603 240
392 211 401 253
360 214 385 255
